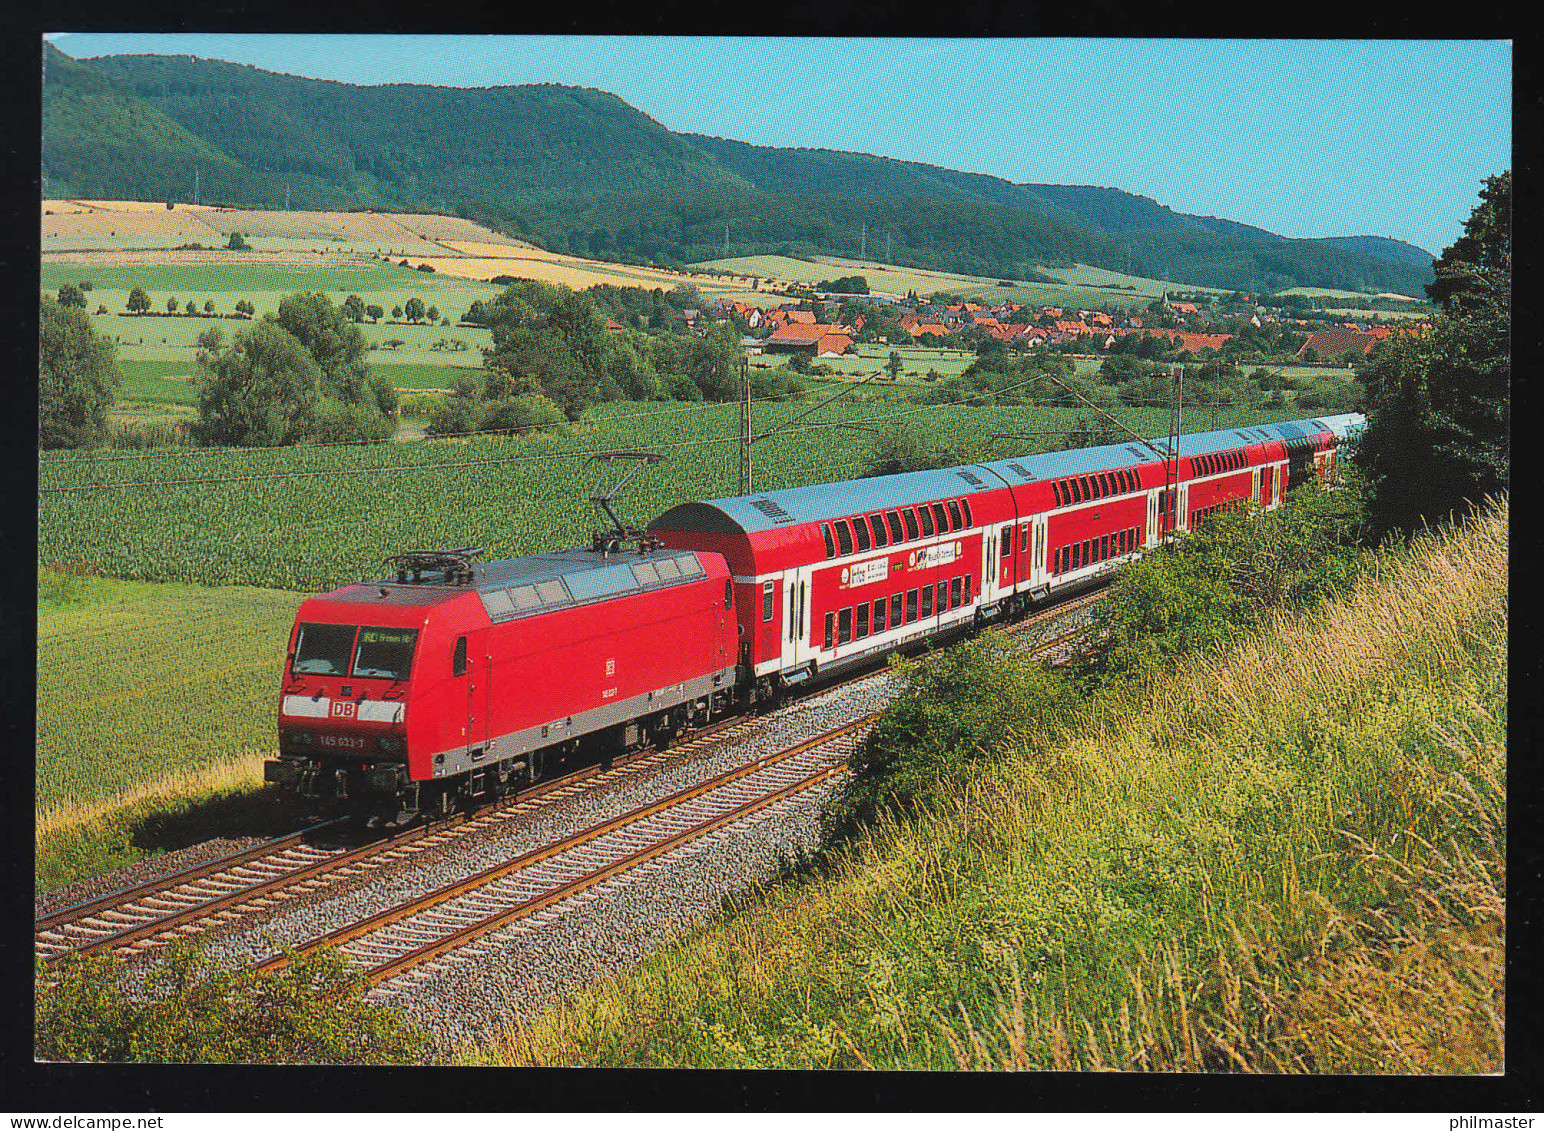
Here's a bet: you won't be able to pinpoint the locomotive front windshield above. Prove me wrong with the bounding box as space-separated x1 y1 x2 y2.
292 623 419 680
351 627 419 680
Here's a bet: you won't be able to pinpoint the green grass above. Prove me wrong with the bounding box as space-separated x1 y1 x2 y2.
36 577 305 820
470 499 1507 1071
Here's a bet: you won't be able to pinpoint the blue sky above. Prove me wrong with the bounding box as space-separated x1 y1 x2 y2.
47 34 1511 258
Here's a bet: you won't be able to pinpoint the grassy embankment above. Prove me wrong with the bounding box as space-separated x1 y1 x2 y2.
36 570 308 892
469 498 1506 1072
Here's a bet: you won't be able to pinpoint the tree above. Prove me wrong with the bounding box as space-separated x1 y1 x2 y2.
404 297 426 323
56 283 86 309
127 287 150 314
226 231 250 251
185 300 198 315
886 350 903 380
234 300 255 317
204 299 216 314
391 305 403 321
40 298 120 448
273 292 374 407
426 305 440 324
365 305 384 323
192 320 322 447
1354 171 1509 539
342 294 365 323
167 296 179 313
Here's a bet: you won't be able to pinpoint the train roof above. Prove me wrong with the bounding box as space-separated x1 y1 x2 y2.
653 415 1364 537
325 545 712 624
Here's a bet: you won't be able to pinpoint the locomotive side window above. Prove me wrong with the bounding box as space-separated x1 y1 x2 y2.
852 517 872 553
834 521 854 556
293 623 357 675
903 508 920 540
762 581 775 622
918 505 935 537
947 500 963 530
452 635 467 678
886 511 905 543
820 523 836 559
869 514 888 548
352 627 419 681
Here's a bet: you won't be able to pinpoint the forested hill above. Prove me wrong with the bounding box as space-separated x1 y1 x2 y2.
43 45 1435 296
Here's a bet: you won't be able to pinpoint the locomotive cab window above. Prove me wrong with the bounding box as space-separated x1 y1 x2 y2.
293 622 357 676
352 627 419 681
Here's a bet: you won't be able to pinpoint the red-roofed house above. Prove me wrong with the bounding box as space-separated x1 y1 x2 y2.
1168 331 1234 354
1298 329 1378 359
909 323 951 340
765 323 853 357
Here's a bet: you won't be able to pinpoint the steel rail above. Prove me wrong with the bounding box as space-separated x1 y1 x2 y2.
256 712 877 976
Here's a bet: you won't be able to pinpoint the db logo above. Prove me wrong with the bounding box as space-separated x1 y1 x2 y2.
330 700 357 719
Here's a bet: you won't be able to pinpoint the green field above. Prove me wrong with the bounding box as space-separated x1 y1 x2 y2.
37 579 305 817
43 399 1319 594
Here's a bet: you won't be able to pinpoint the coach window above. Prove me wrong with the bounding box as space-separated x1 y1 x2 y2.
452 635 468 678
921 584 934 618
820 523 836 559
906 589 918 622
838 608 852 645
1020 523 1030 553
950 577 962 608
874 597 887 633
946 500 963 530
762 581 775 622
869 514 888 548
1072 478 1087 504
834 520 854 556
961 499 974 527
903 508 920 540
1000 527 1013 557
852 517 872 553
886 510 905 543
918 505 935 537
937 580 949 611
927 502 946 533
963 575 972 603
824 612 834 650
855 603 870 639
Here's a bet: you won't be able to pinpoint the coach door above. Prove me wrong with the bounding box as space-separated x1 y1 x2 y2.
784 565 813 673
1260 465 1274 508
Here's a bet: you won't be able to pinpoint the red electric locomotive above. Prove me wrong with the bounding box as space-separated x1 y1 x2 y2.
264 540 739 821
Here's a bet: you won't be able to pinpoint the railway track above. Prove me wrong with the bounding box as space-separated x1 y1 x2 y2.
255 714 870 993
36 586 1100 969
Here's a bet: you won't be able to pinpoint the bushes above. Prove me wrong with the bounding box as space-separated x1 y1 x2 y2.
36 940 429 1064
824 635 1076 839
310 399 395 444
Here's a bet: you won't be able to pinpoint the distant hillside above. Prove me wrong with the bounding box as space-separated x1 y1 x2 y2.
1307 234 1435 269
42 45 1434 297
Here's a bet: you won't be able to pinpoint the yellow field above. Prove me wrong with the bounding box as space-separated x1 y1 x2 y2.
405 242 768 292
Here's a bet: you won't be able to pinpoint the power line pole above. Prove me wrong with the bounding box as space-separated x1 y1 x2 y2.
739 356 753 495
